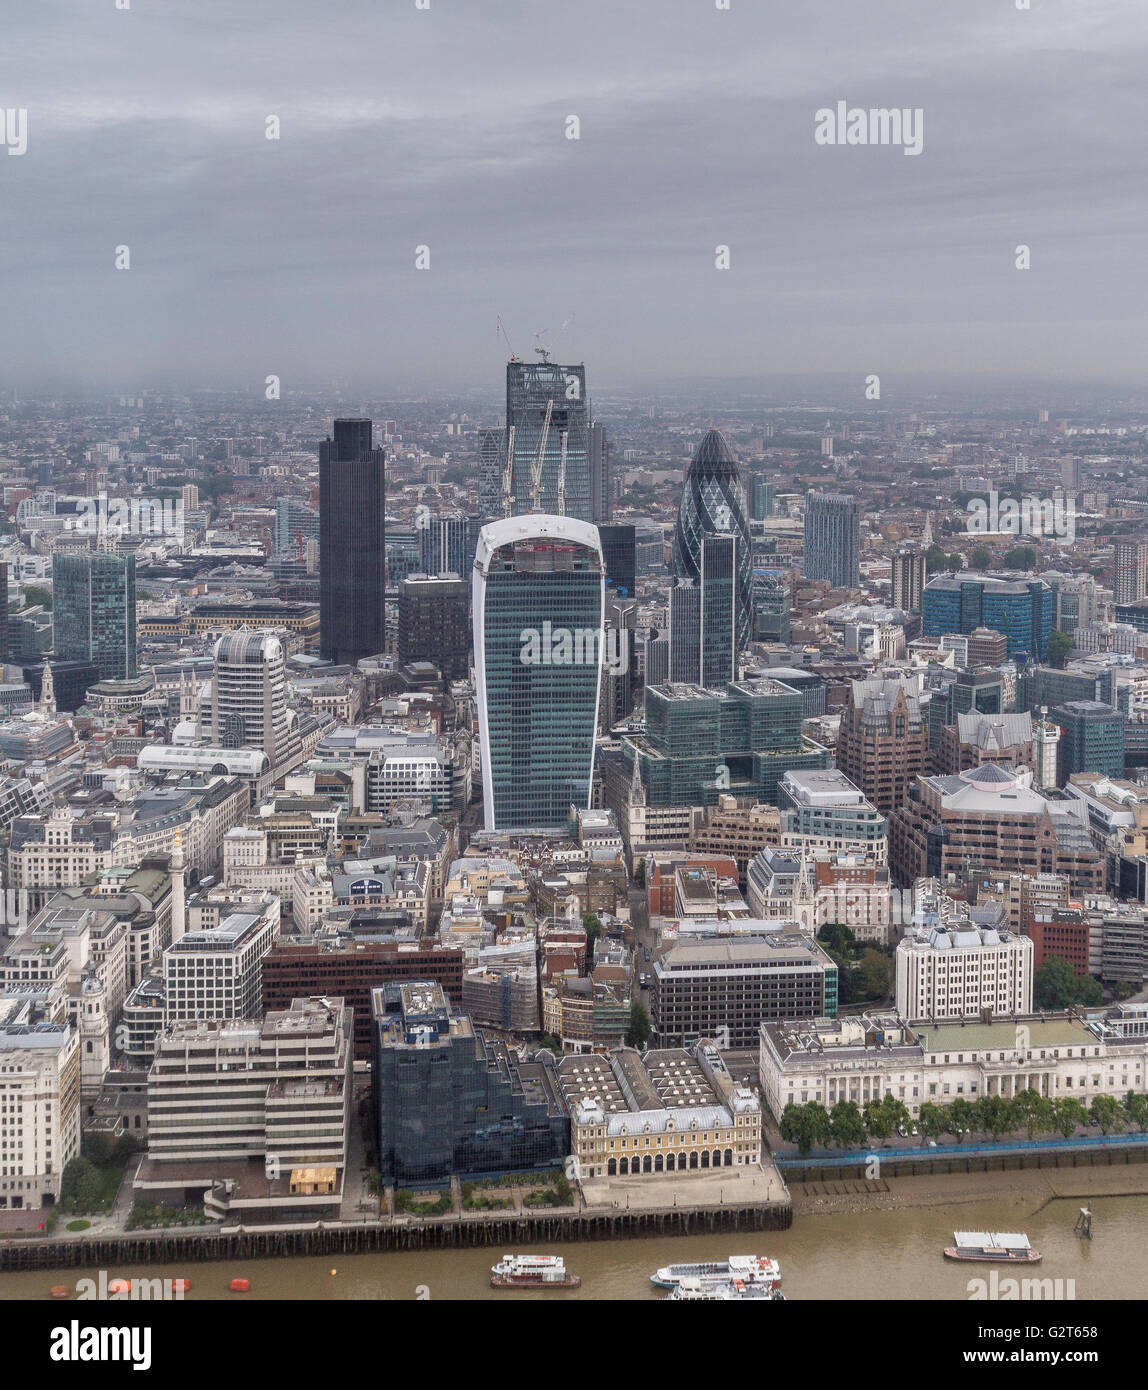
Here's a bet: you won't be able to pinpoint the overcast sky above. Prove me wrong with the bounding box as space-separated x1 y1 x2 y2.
2 0 1146 395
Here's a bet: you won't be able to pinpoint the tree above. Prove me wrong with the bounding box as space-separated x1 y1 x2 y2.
858 949 893 1001
779 1101 831 1156
23 584 52 611
829 1100 867 1150
1053 1098 1088 1139
1125 1091 1148 1133
625 1000 651 1048
60 1156 104 1212
817 922 855 955
970 546 992 572
977 1095 1015 1140
1090 1094 1124 1134
948 1097 974 1136
1035 955 1104 1010
1012 1088 1054 1140
917 1102 947 1142
1047 630 1073 669
863 1098 894 1146
880 1095 911 1136
582 913 602 947
1004 545 1036 571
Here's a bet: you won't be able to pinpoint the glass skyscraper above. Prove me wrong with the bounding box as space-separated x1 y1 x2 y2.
668 534 741 687
922 574 1054 661
52 550 136 680
473 515 604 831
803 491 861 589
505 360 591 521
319 417 386 665
672 429 752 655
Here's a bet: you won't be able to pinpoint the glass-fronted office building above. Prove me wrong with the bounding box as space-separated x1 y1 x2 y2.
506 360 591 521
53 551 137 680
922 574 1054 661
473 515 604 831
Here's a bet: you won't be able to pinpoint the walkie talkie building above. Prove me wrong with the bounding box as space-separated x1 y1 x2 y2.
473 515 604 831
672 428 753 655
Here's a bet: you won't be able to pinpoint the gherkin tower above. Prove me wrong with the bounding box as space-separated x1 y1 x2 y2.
672 428 753 657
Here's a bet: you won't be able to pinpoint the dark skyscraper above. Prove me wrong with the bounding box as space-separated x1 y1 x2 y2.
506 360 590 520
589 421 611 524
668 534 740 688
598 524 637 597
0 561 7 662
319 417 386 665
803 491 861 590
672 428 752 656
53 551 136 680
398 574 470 681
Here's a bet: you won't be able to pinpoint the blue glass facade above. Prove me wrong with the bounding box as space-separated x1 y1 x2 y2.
922 576 1053 660
53 551 136 680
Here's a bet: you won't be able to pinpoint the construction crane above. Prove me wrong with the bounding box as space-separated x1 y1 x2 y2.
497 315 520 362
529 400 553 512
534 328 552 364
502 423 516 517
557 430 568 516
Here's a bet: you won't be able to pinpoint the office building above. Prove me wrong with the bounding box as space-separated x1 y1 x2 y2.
890 764 1104 894
505 359 591 520
922 574 1054 661
209 629 290 767
0 996 80 1210
0 560 7 661
672 429 752 655
138 996 351 1217
319 417 386 665
750 475 774 521
478 427 505 518
418 512 472 579
1050 701 1125 784
275 497 320 558
668 533 742 688
473 515 604 831
397 573 469 680
752 570 791 644
803 491 861 590
895 921 1033 1022
651 931 837 1049
589 420 611 524
836 676 929 816
371 981 567 1185
777 768 888 861
162 903 280 1024
598 523 636 597
1114 540 1148 606
52 550 136 679
891 549 927 613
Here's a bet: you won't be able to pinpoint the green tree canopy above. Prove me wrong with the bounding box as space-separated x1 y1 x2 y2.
829 1100 868 1150
1012 1088 1055 1140
1090 1094 1124 1134
1047 630 1073 669
1053 1097 1088 1139
1034 955 1103 1010
970 546 992 571
917 1102 947 1141
780 1101 832 1156
1004 545 1037 570
625 1000 651 1048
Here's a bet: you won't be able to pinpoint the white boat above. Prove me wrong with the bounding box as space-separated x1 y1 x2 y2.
491 1254 581 1288
652 1255 781 1290
943 1232 1041 1264
668 1275 785 1301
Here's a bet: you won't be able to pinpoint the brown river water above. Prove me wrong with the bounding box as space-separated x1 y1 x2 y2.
3 1191 1146 1301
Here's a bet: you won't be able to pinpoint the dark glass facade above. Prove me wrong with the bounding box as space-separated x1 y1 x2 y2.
598 524 636 597
372 982 568 1186
319 417 386 665
922 575 1053 661
803 491 861 589
53 551 136 679
397 575 470 680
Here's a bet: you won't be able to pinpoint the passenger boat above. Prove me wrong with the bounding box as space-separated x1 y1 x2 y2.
943 1232 1042 1264
668 1276 786 1301
490 1254 581 1288
652 1255 781 1290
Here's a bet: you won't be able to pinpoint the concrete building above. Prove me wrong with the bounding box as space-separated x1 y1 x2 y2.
137 995 351 1218
836 676 929 816
777 768 888 863
162 899 280 1024
0 993 81 1209
895 921 1034 1022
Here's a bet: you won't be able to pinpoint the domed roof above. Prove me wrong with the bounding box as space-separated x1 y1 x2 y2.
958 763 1021 791
689 428 739 478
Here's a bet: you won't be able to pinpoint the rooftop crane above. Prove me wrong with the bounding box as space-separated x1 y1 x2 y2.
497 314 520 363
529 399 554 512
502 423 516 517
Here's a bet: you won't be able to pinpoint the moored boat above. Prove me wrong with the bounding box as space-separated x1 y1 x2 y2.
652 1255 781 1290
668 1275 786 1301
943 1232 1041 1264
490 1254 581 1289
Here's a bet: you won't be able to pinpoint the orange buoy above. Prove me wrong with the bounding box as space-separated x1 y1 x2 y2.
108 1278 131 1295
229 1278 250 1292
49 1285 71 1299
171 1278 191 1294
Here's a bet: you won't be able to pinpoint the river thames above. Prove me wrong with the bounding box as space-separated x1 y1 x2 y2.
5 1190 1146 1301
